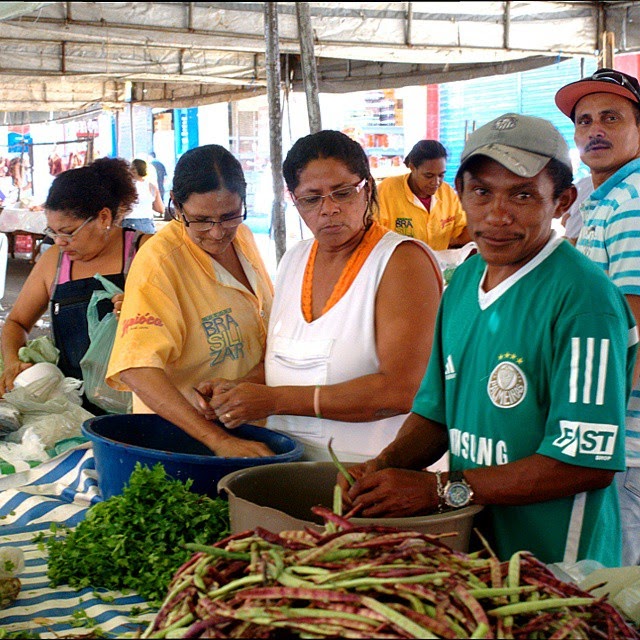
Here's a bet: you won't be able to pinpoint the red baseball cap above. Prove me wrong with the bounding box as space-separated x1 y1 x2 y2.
555 68 640 120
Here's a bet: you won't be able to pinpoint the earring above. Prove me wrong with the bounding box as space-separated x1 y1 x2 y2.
363 201 374 229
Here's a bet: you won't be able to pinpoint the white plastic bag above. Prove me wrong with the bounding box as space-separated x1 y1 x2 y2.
433 242 478 285
0 365 93 469
0 402 21 436
12 362 66 401
0 430 49 469
580 565 640 626
3 370 85 415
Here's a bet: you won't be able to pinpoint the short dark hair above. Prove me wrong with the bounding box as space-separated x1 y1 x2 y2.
283 129 378 216
170 145 246 209
404 140 448 168
455 156 574 200
132 158 148 177
545 158 575 199
45 157 138 221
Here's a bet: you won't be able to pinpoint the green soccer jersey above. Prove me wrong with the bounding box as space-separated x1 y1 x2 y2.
413 236 637 566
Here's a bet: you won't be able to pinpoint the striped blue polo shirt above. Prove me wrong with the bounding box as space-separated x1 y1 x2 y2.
576 157 640 466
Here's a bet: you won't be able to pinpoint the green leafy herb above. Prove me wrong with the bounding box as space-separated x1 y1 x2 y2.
129 605 155 617
42 463 230 604
0 630 41 639
69 608 97 628
92 590 115 603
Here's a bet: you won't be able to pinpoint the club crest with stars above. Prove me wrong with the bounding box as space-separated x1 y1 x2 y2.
487 353 527 409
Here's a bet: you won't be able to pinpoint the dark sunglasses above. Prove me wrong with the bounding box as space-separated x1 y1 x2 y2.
591 69 640 102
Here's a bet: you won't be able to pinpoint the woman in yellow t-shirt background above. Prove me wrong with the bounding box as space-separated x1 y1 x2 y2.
376 140 471 251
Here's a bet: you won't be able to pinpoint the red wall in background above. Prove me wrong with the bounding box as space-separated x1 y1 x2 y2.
615 52 640 79
426 84 440 139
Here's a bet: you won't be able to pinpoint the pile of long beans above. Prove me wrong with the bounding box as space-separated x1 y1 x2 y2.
142 506 639 639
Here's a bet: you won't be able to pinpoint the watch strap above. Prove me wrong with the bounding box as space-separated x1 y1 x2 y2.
434 470 445 513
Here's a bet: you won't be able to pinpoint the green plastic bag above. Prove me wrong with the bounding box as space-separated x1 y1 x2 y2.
0 336 59 377
17 336 60 366
79 274 132 414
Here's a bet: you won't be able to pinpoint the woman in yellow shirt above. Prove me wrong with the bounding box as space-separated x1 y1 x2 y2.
106 145 274 458
377 140 471 251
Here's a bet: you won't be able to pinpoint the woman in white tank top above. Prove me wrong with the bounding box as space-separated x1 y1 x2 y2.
122 158 164 234
195 130 443 463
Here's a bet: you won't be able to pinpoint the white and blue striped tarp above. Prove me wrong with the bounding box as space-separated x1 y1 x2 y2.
0 445 156 637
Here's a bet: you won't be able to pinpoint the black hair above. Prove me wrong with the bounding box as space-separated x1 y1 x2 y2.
170 145 246 211
545 158 575 199
282 130 378 224
404 140 448 168
132 158 148 178
455 156 574 200
44 157 138 222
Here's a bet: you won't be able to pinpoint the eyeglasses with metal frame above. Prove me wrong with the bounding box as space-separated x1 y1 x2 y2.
591 69 640 102
178 204 247 231
44 216 97 241
292 178 368 213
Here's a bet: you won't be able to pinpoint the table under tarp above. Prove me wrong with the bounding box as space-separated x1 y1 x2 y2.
0 446 155 637
0 207 47 263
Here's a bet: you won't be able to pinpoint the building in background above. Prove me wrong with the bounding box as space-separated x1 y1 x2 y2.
3 54 639 221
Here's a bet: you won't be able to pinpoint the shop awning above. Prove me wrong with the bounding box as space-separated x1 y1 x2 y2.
0 1 637 121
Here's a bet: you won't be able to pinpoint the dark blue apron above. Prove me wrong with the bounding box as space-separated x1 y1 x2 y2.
49 229 140 414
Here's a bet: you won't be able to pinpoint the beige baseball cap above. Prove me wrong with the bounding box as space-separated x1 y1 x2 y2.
459 113 572 178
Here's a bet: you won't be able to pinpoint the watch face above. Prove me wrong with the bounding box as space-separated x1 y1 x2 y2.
445 481 471 508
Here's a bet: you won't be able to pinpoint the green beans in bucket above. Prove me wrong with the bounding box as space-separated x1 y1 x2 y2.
327 437 355 487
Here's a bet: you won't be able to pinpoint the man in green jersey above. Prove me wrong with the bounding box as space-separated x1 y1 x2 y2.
342 113 638 566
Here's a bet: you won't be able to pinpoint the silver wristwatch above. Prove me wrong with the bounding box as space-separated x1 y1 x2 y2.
436 470 474 510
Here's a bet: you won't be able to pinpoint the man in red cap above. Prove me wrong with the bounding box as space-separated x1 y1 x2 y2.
556 68 640 566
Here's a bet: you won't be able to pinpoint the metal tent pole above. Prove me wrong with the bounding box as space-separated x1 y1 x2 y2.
264 2 287 264
295 2 322 133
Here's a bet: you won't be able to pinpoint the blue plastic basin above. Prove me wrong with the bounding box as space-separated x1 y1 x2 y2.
81 414 304 500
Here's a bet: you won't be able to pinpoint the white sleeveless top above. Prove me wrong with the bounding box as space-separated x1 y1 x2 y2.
265 231 434 462
124 180 155 220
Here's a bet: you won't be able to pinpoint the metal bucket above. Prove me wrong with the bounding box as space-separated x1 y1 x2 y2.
218 461 483 552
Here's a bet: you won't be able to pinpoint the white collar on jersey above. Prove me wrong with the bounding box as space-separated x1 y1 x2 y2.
478 231 563 310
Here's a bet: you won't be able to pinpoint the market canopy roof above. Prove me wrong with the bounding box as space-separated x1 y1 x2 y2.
0 1 638 122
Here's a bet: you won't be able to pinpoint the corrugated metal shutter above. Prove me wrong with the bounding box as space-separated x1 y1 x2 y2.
439 58 598 184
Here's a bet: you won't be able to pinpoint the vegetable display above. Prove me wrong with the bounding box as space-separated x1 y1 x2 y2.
0 547 24 611
0 578 20 610
40 463 230 604
143 506 639 639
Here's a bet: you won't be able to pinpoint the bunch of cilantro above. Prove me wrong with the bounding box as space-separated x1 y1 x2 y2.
41 463 230 604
